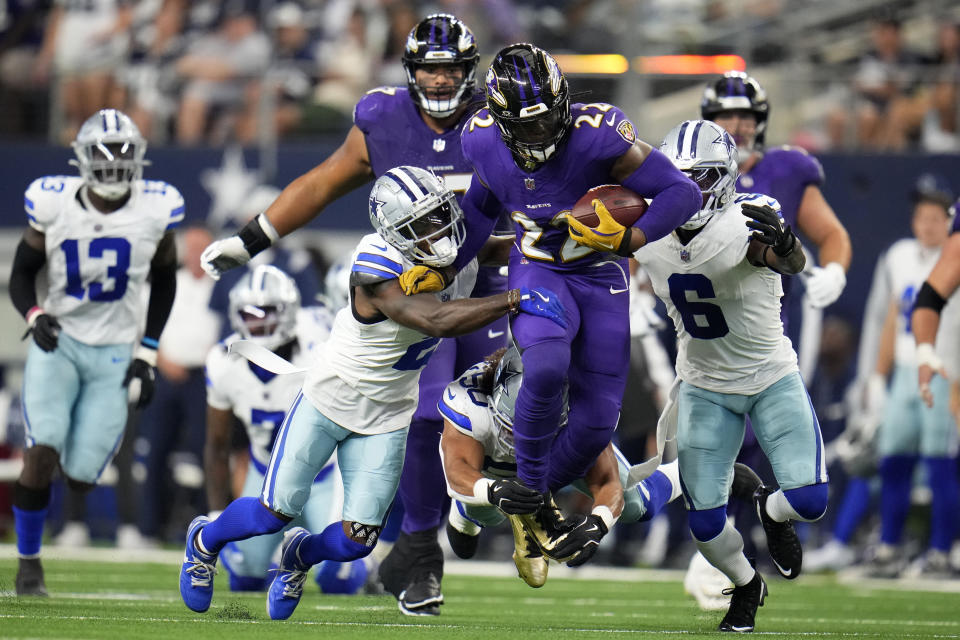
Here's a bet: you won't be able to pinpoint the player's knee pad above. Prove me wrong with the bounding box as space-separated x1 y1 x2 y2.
688 505 727 542
65 476 96 494
315 559 368 595
519 341 569 397
228 573 267 592
783 484 828 522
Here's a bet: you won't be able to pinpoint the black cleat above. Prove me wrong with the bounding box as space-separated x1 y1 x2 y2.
754 486 802 579
718 571 767 632
397 573 444 616
445 522 479 559
15 557 48 597
730 463 763 501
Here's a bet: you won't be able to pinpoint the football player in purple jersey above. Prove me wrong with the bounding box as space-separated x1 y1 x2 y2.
199 14 508 615
405 43 700 543
701 71 852 311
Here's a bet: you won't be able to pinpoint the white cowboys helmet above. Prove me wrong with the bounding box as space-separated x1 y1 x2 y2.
660 119 739 230
228 264 300 351
368 166 465 267
490 345 568 456
70 109 148 200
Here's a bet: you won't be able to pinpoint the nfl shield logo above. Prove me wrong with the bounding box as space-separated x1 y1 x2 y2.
680 249 691 263
524 178 535 190
433 139 445 152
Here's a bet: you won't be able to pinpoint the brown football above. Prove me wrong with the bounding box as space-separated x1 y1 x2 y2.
570 184 648 228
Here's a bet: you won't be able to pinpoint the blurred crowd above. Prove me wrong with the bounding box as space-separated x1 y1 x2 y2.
3 1 960 150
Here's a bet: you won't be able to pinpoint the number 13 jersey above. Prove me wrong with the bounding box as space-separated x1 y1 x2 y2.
24 175 184 346
634 193 798 394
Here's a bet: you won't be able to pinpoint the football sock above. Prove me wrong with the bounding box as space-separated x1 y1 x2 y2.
13 482 50 558
833 476 871 544
512 340 569 493
636 464 678 521
198 497 287 555
925 456 959 552
398 418 448 534
879 455 917 546
767 484 828 522
298 521 372 566
695 519 756 587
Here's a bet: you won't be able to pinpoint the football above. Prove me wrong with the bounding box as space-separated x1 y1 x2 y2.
570 184 648 228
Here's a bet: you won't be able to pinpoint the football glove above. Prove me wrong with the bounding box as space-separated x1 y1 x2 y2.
803 262 846 308
123 345 158 409
399 265 448 295
550 513 608 567
24 308 61 352
566 199 633 256
487 479 544 515
742 202 796 257
514 287 567 329
200 236 250 281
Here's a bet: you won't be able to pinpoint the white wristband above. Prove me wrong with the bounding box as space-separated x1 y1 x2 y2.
473 477 494 504
916 343 943 371
134 345 158 367
256 213 280 244
591 505 618 531
26 306 45 327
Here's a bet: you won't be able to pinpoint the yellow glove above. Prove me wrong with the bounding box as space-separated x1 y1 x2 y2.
566 199 632 256
398 265 448 295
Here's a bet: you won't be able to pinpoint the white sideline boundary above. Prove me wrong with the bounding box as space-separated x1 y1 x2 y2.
2 544 960 592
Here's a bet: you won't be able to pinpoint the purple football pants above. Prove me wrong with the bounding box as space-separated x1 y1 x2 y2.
397 266 508 534
509 256 631 493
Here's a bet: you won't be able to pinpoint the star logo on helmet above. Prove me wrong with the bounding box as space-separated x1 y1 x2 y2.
370 195 386 218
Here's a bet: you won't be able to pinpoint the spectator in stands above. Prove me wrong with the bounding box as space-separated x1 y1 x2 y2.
922 22 960 152
134 226 221 544
174 0 270 145
33 0 133 143
312 7 377 124
237 2 320 144
849 14 926 150
0 1 52 138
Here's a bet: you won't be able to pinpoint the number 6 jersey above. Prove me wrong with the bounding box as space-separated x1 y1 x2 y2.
633 193 798 394
24 175 184 345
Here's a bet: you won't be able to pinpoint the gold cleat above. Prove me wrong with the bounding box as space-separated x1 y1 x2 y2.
508 515 549 587
514 492 569 560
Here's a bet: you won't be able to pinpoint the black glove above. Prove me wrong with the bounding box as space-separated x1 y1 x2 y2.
742 202 796 257
551 513 609 567
24 313 61 352
488 478 544 515
123 357 157 409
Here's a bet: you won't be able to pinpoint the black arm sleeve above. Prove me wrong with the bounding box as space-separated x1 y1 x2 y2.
143 234 178 344
9 238 46 318
914 281 947 314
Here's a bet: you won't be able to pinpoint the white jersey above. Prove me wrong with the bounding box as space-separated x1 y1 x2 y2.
634 194 798 394
303 233 479 435
438 363 517 479
882 238 949 366
25 175 184 346
206 306 335 473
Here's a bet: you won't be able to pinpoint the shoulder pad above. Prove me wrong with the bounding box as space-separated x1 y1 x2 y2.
354 87 405 129
141 181 185 230
350 235 405 284
437 380 478 435
24 175 77 231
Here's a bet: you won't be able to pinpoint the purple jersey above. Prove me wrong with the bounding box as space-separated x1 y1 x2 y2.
737 146 824 229
952 209 960 234
354 87 475 197
461 102 637 271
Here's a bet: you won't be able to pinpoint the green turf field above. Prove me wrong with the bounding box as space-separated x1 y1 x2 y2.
1 555 958 639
